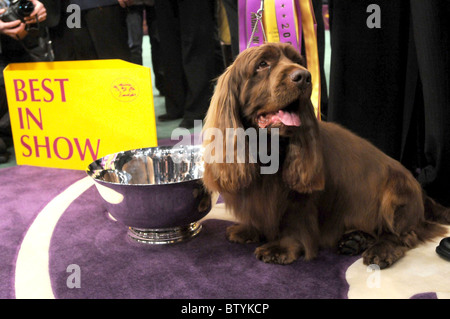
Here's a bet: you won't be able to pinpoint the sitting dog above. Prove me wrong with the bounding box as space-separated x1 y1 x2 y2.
202 43 450 268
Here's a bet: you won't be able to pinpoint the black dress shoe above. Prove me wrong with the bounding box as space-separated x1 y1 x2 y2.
436 237 450 261
0 137 6 153
178 118 195 129
0 149 9 163
158 113 182 122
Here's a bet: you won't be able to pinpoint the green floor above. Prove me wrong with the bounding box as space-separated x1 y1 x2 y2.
0 32 331 170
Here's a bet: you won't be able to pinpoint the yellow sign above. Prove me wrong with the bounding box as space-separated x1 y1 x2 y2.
3 59 158 170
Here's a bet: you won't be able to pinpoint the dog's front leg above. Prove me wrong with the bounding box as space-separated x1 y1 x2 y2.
226 223 263 244
254 196 320 264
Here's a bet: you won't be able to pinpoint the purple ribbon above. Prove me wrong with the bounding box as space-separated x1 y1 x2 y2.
239 0 265 52
238 0 303 53
275 0 301 52
238 0 247 52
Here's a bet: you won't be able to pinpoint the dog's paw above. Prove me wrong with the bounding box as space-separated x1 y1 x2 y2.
362 241 405 269
337 231 374 256
226 224 261 244
254 242 298 265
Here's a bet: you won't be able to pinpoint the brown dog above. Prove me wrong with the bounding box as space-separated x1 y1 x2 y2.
202 43 450 268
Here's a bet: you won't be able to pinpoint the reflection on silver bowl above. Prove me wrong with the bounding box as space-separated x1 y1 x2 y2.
86 144 216 244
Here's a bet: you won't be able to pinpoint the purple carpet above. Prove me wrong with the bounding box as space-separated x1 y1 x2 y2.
49 186 357 299
0 164 362 299
1 162 446 299
0 165 85 299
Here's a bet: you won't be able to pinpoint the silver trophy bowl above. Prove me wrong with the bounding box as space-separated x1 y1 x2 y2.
86 144 216 244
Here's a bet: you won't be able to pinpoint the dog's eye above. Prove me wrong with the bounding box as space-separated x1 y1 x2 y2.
257 61 269 71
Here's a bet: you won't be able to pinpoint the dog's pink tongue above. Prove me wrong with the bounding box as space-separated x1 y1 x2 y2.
257 110 301 128
276 110 301 127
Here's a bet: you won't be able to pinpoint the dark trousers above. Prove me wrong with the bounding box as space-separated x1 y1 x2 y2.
154 0 220 121
0 38 35 138
51 3 130 61
328 0 450 206
126 5 164 94
406 0 450 206
75 5 130 61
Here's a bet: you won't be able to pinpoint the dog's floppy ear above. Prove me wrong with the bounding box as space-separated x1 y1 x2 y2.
283 100 325 193
202 65 258 194
205 66 243 131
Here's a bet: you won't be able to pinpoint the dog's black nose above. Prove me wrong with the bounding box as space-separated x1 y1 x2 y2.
290 69 311 88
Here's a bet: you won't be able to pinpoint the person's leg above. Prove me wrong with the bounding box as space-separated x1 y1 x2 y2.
127 5 145 65
410 0 450 206
145 4 165 95
178 0 218 126
83 5 131 61
49 0 78 61
154 0 185 119
328 0 409 159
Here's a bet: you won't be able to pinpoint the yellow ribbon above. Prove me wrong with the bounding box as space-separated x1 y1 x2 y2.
263 0 280 43
298 0 321 119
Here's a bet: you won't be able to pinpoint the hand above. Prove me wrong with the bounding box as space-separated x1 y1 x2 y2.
23 0 47 24
0 9 27 39
118 0 133 8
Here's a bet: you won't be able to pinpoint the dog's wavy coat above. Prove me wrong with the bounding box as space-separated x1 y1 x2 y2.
202 43 450 268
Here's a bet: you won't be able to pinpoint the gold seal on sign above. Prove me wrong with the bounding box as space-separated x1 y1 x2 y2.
111 78 139 102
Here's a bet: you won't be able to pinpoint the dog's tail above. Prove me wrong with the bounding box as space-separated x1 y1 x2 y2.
423 194 450 225
408 193 450 244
